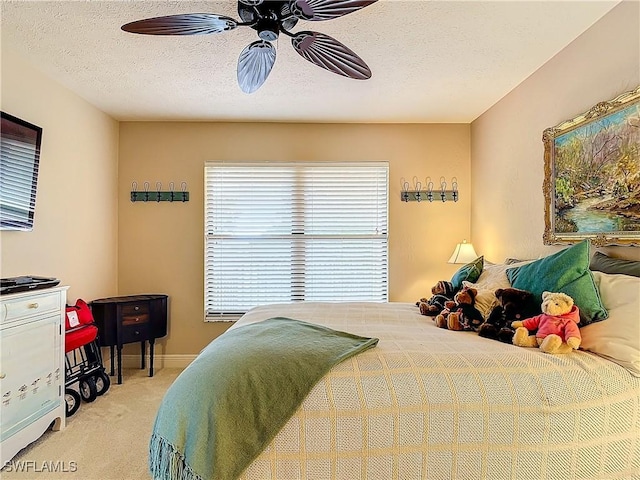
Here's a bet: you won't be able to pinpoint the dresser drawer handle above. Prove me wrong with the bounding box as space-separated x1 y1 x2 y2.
28 303 39 309
0 373 6 379
134 306 140 311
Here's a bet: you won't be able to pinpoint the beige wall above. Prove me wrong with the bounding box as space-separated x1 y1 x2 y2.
5 1 634 358
0 48 119 302
118 123 470 354
471 1 640 263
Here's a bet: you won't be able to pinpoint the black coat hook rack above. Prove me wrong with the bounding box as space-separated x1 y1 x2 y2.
400 176 459 203
131 181 189 202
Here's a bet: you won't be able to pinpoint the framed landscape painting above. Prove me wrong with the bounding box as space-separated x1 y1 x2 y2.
543 86 640 246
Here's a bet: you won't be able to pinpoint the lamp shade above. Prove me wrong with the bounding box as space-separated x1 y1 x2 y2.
448 240 478 264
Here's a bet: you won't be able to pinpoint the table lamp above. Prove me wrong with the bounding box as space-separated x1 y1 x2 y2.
448 240 478 264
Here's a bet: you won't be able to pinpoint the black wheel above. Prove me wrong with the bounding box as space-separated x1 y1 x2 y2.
95 371 111 396
65 389 81 417
79 376 98 403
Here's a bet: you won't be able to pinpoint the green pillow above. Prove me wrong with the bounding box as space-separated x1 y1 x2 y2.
451 256 483 290
590 251 640 278
506 240 607 325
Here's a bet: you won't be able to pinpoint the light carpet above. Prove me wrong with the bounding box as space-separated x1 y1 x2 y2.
2 368 182 480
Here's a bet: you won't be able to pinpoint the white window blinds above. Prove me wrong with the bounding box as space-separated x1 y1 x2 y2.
205 162 388 321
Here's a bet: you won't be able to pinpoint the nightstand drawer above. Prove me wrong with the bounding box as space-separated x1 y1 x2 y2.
121 303 149 316
121 323 149 344
121 313 149 327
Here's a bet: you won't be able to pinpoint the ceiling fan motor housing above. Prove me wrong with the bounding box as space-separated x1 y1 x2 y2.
238 0 298 41
257 16 279 41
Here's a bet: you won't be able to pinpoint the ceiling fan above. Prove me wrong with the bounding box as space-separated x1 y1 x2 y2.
121 0 378 94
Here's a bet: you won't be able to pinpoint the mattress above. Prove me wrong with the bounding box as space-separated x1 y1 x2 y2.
231 301 640 480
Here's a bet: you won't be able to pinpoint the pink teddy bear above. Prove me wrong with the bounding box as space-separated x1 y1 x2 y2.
511 291 581 354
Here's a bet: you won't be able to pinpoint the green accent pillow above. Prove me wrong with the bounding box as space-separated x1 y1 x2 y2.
451 256 484 290
506 240 607 325
590 251 640 278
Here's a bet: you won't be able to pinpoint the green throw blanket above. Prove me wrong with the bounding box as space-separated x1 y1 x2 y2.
149 317 379 480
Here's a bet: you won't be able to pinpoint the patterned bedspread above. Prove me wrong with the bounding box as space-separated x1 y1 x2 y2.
232 302 640 480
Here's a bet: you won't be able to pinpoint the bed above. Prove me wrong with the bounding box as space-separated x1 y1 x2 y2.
149 248 640 480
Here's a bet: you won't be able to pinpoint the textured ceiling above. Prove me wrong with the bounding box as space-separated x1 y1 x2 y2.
0 1 620 123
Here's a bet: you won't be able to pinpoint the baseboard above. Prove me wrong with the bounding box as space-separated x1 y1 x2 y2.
118 354 196 369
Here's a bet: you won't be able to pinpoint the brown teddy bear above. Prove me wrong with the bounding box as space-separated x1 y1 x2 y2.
478 287 540 343
416 280 455 316
512 291 581 354
435 286 485 331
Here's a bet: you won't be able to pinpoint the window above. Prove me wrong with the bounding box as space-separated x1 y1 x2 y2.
205 162 388 321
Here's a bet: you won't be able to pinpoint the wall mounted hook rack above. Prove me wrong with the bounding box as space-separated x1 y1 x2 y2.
400 176 459 203
131 181 189 202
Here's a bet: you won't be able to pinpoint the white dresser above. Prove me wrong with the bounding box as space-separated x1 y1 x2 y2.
0 286 68 466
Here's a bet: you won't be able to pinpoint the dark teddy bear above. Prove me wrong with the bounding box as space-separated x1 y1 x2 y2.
416 280 456 316
478 287 540 343
435 286 485 331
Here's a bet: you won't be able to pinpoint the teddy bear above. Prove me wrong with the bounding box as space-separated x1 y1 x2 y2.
416 280 455 316
478 287 540 343
511 291 581 354
435 286 485 331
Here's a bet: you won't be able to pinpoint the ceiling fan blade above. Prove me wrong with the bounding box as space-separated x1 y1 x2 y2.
291 31 371 80
289 0 377 21
121 13 238 35
237 41 276 94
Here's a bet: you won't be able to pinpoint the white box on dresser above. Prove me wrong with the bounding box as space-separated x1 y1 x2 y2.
0 286 68 466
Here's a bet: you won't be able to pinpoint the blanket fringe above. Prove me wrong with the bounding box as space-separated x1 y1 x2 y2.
149 433 203 480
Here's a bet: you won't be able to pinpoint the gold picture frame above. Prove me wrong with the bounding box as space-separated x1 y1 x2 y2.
543 86 640 246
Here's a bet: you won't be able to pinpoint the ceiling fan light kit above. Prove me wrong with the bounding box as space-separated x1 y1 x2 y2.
121 0 378 93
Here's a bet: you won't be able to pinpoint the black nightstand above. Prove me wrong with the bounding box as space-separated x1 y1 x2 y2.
91 294 168 384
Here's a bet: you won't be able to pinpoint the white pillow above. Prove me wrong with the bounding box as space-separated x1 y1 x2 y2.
473 260 534 291
462 280 499 319
580 271 640 376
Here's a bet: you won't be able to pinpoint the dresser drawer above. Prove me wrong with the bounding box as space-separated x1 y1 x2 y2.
120 323 149 344
2 291 62 324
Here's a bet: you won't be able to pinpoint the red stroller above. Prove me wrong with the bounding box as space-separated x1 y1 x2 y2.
64 299 111 416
